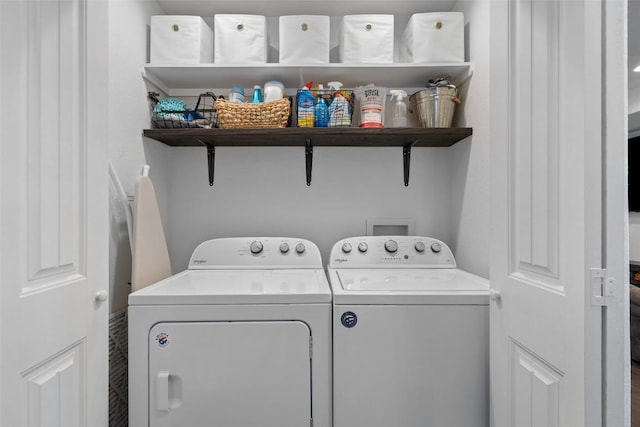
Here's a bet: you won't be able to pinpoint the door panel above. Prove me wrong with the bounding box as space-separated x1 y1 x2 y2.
149 321 312 427
490 0 602 426
512 0 560 282
511 340 562 427
23 342 86 427
513 0 560 278
0 0 108 425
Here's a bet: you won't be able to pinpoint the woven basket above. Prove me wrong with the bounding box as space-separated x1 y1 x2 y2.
216 98 291 128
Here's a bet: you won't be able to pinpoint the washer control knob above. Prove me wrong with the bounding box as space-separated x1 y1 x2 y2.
358 242 368 253
415 242 426 253
250 240 263 255
279 243 290 254
295 243 306 254
431 242 442 253
384 240 398 253
342 243 352 254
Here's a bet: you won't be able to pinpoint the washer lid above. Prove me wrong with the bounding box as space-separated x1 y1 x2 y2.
329 268 489 305
128 269 331 305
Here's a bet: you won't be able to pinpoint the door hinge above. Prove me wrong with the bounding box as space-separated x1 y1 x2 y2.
590 268 615 306
309 336 313 359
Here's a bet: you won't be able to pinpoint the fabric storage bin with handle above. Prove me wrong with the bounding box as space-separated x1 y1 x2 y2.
279 15 330 64
400 12 464 63
339 15 394 64
150 16 213 64
214 14 267 64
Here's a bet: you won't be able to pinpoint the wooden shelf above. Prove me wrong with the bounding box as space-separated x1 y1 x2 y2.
143 127 473 147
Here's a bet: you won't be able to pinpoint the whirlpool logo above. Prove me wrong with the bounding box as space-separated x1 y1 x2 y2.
192 259 207 264
333 258 349 264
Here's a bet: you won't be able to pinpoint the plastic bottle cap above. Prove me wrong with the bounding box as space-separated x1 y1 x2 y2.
390 90 408 101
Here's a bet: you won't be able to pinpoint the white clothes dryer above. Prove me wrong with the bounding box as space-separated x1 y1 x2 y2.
129 237 332 427
327 236 490 427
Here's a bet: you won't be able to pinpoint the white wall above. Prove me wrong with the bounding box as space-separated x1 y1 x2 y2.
108 0 164 314
161 146 457 272
448 0 491 278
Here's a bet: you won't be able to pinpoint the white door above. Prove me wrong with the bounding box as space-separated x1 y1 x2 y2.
149 321 312 427
490 0 607 426
0 0 109 425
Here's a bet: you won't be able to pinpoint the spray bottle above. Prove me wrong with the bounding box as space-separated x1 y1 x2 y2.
389 90 408 127
314 84 329 127
327 81 351 127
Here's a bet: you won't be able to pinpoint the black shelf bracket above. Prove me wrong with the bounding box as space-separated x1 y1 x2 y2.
305 139 313 186
403 140 418 187
204 143 215 186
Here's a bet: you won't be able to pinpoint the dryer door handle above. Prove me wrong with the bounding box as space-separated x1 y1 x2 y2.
156 371 170 411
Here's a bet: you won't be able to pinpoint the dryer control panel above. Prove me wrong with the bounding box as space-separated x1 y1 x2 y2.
189 237 322 269
329 236 456 268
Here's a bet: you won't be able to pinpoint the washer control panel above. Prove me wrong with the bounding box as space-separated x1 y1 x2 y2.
189 237 321 269
330 236 456 268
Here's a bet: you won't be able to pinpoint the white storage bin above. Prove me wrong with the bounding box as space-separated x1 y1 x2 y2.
214 14 267 64
339 15 394 64
150 16 213 64
279 15 330 64
400 12 465 63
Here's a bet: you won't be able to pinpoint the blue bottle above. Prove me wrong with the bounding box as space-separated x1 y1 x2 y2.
251 85 263 103
314 84 329 127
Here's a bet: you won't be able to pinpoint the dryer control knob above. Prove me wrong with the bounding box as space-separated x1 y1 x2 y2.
279 243 290 254
431 242 442 253
250 240 264 254
295 243 306 254
415 242 426 253
342 243 352 254
384 240 398 253
358 242 368 253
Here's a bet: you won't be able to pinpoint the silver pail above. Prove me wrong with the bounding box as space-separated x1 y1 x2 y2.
409 86 459 128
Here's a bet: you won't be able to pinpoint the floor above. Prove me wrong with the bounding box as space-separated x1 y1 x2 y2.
633 361 640 425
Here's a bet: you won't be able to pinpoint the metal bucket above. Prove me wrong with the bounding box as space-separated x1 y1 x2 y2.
409 86 459 128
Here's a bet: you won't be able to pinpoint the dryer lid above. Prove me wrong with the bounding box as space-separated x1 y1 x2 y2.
128 269 331 305
329 268 489 305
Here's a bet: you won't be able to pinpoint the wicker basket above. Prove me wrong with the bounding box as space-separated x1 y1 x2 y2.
216 98 291 128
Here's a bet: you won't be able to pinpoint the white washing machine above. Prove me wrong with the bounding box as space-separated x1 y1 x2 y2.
327 236 490 427
129 237 332 427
